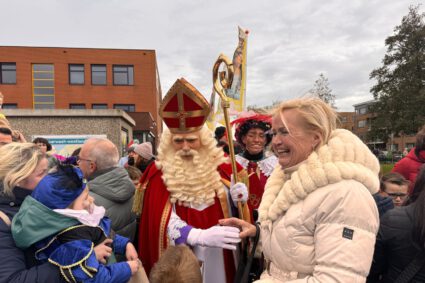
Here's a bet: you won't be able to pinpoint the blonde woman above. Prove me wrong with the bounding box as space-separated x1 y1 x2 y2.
0 143 114 283
221 97 380 282
0 143 62 283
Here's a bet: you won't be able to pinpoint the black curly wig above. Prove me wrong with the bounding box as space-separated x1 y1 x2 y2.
235 119 272 148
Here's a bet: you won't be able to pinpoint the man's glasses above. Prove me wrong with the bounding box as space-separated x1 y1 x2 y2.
77 156 95 163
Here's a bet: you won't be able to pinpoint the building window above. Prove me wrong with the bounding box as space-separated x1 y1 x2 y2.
0 63 16 84
406 143 415 149
358 120 366 128
134 130 156 145
113 104 135 112
113 65 134 85
69 104 86 109
92 104 108 109
340 116 348 123
91 65 107 85
390 144 399 152
358 107 367 115
32 64 55 109
69 64 85 85
2 103 18 109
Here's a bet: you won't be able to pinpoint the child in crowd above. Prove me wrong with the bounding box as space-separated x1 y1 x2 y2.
12 164 140 283
149 245 202 283
126 166 142 188
379 172 410 206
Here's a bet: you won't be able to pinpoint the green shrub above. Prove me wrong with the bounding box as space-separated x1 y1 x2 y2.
381 163 394 175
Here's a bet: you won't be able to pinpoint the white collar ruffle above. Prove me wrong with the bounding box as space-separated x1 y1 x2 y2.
236 154 278 177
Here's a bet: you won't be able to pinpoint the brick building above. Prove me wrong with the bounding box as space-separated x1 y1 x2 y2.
352 100 416 152
337 112 355 131
0 46 162 147
353 100 376 144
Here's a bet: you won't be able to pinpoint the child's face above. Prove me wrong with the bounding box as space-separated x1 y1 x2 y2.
69 187 95 213
381 182 408 206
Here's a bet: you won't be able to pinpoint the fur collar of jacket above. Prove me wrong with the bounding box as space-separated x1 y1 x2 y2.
258 129 380 225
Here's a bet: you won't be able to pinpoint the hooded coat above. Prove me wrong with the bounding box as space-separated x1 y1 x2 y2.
256 129 380 282
88 167 137 241
392 148 425 193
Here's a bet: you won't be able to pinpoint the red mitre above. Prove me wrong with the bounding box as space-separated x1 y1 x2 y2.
159 78 210 134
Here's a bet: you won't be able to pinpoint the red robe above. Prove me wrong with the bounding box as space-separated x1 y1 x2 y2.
236 154 278 223
246 161 269 220
137 163 244 282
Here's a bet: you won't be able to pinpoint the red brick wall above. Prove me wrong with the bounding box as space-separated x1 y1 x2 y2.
0 46 162 136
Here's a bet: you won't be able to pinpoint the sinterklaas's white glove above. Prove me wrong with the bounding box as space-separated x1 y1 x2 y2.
187 226 241 250
230 182 248 206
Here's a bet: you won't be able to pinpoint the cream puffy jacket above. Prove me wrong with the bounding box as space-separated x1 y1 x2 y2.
256 129 380 283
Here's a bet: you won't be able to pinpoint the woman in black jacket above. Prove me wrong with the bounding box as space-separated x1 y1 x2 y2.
0 143 64 283
368 165 425 282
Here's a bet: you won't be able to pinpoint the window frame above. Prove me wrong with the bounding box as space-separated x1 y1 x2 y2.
358 120 366 128
69 64 85 85
112 65 134 86
91 64 107 85
92 104 108 109
113 104 135 112
0 63 17 84
2 103 18 109
359 107 367 115
32 64 55 110
69 103 86 109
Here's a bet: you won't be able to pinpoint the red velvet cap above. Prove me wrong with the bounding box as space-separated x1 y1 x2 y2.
159 78 210 134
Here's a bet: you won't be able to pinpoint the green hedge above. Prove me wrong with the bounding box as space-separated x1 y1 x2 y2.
381 163 395 175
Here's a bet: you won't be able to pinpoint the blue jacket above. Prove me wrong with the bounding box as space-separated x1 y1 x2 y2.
0 186 65 283
12 196 131 283
372 193 394 218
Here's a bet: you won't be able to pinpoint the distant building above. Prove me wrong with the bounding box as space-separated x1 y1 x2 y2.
4 109 135 156
352 99 415 152
337 112 355 131
353 100 377 146
0 46 162 148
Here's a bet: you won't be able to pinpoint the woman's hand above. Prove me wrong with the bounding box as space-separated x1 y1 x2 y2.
12 130 26 143
127 260 140 275
219 217 256 238
93 238 113 264
125 242 138 261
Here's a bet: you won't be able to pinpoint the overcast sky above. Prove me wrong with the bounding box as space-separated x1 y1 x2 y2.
0 0 422 111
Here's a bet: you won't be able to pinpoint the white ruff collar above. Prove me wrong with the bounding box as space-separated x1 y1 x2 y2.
53 205 106 227
236 154 278 177
258 129 380 225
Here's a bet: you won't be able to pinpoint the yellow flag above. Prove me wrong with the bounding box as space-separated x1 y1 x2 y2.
208 26 248 130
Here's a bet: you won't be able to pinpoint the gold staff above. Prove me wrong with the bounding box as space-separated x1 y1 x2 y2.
213 53 248 220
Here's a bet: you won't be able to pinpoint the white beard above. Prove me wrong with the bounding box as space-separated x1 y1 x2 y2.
159 147 226 207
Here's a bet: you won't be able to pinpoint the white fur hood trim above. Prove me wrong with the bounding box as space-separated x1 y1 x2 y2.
258 129 380 224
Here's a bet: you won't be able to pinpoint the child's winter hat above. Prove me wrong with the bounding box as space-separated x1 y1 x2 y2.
32 164 86 209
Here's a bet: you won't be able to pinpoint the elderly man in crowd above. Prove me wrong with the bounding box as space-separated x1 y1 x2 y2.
78 138 137 242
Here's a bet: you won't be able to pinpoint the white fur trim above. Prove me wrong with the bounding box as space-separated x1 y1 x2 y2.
258 129 380 224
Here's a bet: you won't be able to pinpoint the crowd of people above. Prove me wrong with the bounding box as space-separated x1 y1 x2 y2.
1 83 425 283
